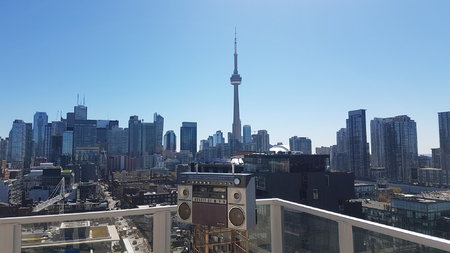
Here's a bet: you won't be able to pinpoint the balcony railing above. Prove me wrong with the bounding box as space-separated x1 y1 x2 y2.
0 198 449 252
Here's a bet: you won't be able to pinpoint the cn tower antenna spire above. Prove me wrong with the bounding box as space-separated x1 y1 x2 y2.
233 27 239 75
234 27 237 53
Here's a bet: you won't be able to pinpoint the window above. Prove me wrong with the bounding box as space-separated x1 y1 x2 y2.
313 189 319 200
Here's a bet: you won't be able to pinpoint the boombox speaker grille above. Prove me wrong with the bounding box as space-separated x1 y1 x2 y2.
178 203 191 220
229 207 245 227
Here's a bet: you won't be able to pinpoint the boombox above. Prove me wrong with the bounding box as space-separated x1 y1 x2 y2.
177 172 256 231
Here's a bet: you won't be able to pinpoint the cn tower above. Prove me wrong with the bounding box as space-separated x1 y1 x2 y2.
230 30 242 142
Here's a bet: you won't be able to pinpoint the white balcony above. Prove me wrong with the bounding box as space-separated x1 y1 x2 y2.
0 198 449 252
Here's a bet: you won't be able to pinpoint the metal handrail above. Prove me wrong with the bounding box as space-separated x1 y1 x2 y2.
0 204 177 224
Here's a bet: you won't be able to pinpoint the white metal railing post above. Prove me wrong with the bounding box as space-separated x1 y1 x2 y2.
270 200 283 253
0 223 21 253
153 210 171 253
338 221 354 253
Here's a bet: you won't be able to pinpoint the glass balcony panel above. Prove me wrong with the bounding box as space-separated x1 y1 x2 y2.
171 211 193 252
353 227 449 253
282 207 339 253
21 215 155 253
249 204 271 252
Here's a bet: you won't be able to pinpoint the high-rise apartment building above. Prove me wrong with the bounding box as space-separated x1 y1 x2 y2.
316 146 331 155
346 109 370 179
8 120 33 168
243 125 252 143
199 139 208 152
331 128 349 171
254 130 270 153
289 136 312 154
164 130 176 152
207 136 214 148
336 128 348 153
432 148 441 168
0 137 8 161
141 122 156 155
438 111 450 185
180 122 197 155
380 116 418 183
43 123 52 158
33 112 48 157
370 118 385 168
154 113 164 152
128 116 142 158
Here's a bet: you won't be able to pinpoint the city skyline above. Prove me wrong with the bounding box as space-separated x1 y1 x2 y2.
1 1 450 154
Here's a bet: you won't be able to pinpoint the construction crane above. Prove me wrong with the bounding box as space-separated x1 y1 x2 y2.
32 177 72 214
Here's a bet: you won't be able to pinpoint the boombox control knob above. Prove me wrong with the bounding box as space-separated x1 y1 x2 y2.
234 178 240 185
234 192 240 200
182 189 189 196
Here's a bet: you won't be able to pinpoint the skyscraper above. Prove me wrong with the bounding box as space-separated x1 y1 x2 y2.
432 148 441 168
289 136 312 154
66 112 75 130
164 130 176 152
213 130 225 147
380 115 418 183
33 112 48 157
154 113 164 152
243 125 252 143
43 121 66 162
107 127 128 156
141 122 156 155
180 122 197 155
62 131 74 156
346 109 369 179
73 120 97 149
0 137 8 161
331 128 349 171
43 123 52 158
438 111 450 185
370 118 385 168
336 128 348 154
74 105 88 120
51 121 66 136
8 120 32 168
254 130 270 153
128 116 142 158
230 30 242 142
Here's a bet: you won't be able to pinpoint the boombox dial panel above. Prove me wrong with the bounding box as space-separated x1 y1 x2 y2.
192 185 227 204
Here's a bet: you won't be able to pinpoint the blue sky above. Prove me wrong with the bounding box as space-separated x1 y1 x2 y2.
1 0 450 154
